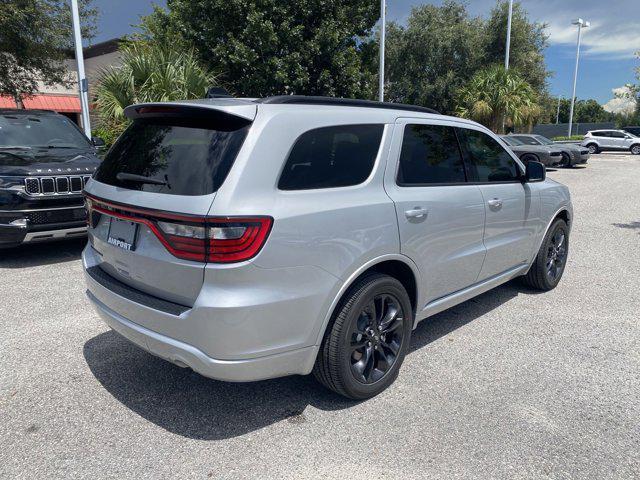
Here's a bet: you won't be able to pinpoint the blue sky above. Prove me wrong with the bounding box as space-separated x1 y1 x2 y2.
92 0 639 106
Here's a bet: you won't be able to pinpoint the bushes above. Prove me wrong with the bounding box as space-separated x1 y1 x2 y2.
552 135 584 141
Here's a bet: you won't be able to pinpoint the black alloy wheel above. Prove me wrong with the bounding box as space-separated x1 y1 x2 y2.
348 293 405 384
546 228 568 281
522 218 569 291
313 273 413 400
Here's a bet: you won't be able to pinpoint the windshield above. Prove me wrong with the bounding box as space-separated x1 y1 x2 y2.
501 136 523 146
534 135 554 145
0 113 91 149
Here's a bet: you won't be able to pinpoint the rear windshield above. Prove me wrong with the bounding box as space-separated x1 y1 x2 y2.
94 115 250 196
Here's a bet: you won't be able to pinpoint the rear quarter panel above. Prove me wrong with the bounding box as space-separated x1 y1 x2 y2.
207 106 403 350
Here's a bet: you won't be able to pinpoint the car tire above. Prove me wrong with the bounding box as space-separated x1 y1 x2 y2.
560 152 572 168
586 143 599 154
520 153 538 165
313 273 413 400
522 218 569 291
630 144 640 155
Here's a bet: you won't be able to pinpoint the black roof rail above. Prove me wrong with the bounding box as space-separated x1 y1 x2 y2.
256 95 440 115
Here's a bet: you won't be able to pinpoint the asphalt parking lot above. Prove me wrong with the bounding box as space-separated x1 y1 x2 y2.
1 152 639 479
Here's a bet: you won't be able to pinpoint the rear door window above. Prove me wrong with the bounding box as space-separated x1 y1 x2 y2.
94 116 250 196
397 124 466 185
457 128 521 183
278 124 384 190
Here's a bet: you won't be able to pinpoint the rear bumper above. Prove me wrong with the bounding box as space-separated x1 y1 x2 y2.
87 290 318 382
83 244 337 382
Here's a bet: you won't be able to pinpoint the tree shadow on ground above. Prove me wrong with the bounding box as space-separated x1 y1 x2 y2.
84 279 536 440
0 238 85 268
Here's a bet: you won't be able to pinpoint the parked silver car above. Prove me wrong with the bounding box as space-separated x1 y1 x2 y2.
83 96 573 399
500 135 562 167
582 129 640 155
509 133 589 167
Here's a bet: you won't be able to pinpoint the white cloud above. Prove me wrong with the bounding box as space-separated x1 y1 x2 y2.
530 1 640 59
390 0 640 59
603 86 637 114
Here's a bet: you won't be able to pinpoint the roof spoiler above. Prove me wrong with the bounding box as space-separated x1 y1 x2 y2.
123 100 257 121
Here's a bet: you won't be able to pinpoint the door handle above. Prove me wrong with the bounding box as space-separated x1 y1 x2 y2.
487 198 503 209
405 207 428 219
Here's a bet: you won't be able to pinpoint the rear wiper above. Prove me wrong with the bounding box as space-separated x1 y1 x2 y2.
116 172 168 186
0 146 32 150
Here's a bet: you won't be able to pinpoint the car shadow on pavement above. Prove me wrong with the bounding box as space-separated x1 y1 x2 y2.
83 279 529 441
0 238 86 268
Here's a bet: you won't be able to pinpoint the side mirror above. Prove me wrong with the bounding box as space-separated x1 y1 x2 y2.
92 136 106 149
525 161 545 183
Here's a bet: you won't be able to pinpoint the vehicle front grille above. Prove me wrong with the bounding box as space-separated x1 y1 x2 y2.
25 207 86 225
23 175 92 196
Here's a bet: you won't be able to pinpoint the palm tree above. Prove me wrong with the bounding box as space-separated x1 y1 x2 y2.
456 65 540 133
94 43 216 127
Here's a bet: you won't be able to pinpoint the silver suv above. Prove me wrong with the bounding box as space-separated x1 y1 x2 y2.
581 129 640 155
83 96 572 399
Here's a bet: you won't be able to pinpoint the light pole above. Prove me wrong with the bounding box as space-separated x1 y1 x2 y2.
379 0 386 102
504 0 514 69
556 96 562 124
567 18 589 137
502 0 513 133
70 0 91 138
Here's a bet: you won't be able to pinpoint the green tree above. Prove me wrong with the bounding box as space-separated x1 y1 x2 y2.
93 43 216 145
456 65 539 133
483 1 549 95
617 51 640 123
0 0 97 102
575 99 612 123
384 1 485 113
138 0 379 99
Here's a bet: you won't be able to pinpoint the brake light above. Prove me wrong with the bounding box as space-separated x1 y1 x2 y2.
207 218 272 263
85 195 272 263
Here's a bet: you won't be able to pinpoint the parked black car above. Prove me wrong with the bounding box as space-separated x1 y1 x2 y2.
0 109 102 248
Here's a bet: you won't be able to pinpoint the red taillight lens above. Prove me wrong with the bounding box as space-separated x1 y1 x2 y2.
156 221 208 262
85 194 273 264
156 217 272 263
207 218 273 263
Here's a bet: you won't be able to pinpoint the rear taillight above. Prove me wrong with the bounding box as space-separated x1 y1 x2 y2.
85 195 272 264
157 217 272 263
207 218 273 263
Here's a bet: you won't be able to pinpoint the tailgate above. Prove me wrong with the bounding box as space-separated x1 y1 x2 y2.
84 102 254 306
